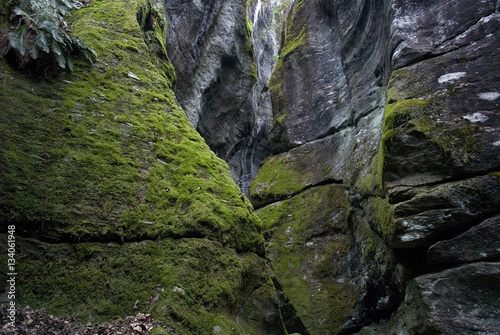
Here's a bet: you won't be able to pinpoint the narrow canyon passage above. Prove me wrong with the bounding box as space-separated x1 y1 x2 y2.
0 0 498 334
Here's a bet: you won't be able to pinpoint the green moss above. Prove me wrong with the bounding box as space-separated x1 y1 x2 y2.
0 0 263 251
257 185 355 334
358 144 385 196
382 98 432 142
249 156 304 205
246 17 253 38
268 58 287 124
0 0 270 328
250 61 258 83
383 97 481 165
0 0 10 32
322 165 333 175
378 85 483 189
414 114 481 163
280 0 307 59
383 64 483 176
150 328 170 335
490 172 500 178
375 99 431 192
372 197 394 242
1 236 270 334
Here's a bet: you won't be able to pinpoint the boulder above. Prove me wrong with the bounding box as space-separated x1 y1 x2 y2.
357 263 500 334
0 1 284 333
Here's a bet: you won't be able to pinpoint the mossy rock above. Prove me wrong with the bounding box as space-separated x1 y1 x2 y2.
0 0 262 252
257 184 360 334
267 0 307 153
0 0 283 332
0 236 278 334
249 155 305 207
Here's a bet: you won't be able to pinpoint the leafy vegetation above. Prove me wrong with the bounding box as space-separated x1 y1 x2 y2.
0 0 96 74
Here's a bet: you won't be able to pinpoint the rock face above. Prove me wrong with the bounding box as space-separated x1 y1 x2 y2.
358 263 500 335
0 1 284 334
247 0 499 333
249 0 402 333
165 0 278 195
358 2 500 331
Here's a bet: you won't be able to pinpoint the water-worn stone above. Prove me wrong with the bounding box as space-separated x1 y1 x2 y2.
356 262 500 334
391 0 497 70
268 0 352 152
165 0 279 196
256 184 398 334
384 12 500 187
390 175 500 249
427 215 500 265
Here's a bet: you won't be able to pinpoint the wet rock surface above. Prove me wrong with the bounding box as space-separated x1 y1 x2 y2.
165 0 278 195
0 1 283 334
357 263 500 335
427 215 500 265
247 0 500 334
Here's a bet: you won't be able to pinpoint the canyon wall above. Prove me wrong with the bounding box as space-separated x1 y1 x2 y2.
166 0 500 334
0 1 284 334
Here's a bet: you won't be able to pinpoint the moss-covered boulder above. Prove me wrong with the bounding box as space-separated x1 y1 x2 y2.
0 1 285 333
256 185 398 334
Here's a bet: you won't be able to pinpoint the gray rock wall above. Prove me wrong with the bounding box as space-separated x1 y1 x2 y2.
361 1 500 333
165 0 279 195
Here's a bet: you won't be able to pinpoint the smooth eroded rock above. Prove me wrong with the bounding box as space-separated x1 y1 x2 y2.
427 215 500 265
357 262 500 334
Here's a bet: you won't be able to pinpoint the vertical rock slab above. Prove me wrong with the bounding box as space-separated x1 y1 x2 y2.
251 1 399 333
381 1 500 248
356 2 500 333
427 215 500 265
165 0 276 195
268 0 352 152
225 0 279 195
335 0 392 121
257 185 398 334
389 175 500 249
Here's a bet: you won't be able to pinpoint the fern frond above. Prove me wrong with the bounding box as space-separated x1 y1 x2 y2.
8 30 22 51
54 51 66 68
65 54 74 71
29 41 39 59
35 29 50 53
51 39 62 55
4 0 97 73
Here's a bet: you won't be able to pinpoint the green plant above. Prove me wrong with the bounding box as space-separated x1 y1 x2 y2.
1 0 96 72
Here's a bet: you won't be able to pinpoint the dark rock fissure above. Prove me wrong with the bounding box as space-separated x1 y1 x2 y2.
253 178 346 210
272 277 310 335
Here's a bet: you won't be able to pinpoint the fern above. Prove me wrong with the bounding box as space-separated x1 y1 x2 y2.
2 0 96 73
